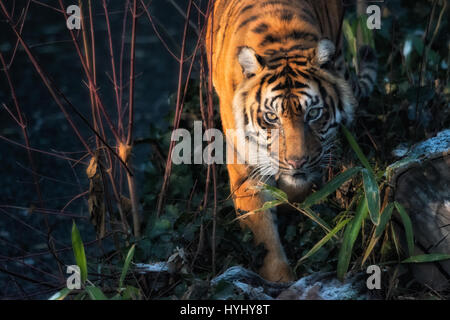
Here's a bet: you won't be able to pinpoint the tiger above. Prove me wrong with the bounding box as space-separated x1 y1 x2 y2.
206 0 377 282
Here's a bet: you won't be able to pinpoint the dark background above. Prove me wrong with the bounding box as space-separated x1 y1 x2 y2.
0 0 448 299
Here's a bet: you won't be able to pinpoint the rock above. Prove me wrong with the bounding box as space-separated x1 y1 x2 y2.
211 266 369 300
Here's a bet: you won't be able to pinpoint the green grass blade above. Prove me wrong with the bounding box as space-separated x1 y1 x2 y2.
337 197 369 281
362 203 395 265
358 15 375 48
342 19 357 57
395 202 414 257
296 218 350 268
71 221 88 283
120 244 136 288
85 286 108 300
261 184 288 201
49 288 71 300
402 254 450 263
301 167 361 208
375 203 395 238
299 207 332 234
232 200 283 222
361 168 380 225
341 125 374 176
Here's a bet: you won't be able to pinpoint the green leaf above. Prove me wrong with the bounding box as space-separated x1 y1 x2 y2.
49 288 71 300
361 168 380 225
395 202 414 257
342 19 357 57
362 203 395 265
261 184 288 202
341 125 374 176
402 254 450 264
232 200 283 222
71 221 88 283
296 218 350 268
85 286 108 300
375 203 395 238
121 286 141 300
301 167 361 208
358 15 375 48
300 207 332 234
337 197 369 281
259 200 284 211
120 244 136 288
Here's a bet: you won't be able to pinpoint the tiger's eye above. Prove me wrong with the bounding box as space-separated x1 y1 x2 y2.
306 108 322 122
264 112 278 123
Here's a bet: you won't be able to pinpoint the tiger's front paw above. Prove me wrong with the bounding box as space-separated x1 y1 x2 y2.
259 256 295 283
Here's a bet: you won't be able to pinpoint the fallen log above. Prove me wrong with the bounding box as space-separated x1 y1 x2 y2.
387 129 450 291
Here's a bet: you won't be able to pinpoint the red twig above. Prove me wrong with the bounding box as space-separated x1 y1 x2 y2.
156 0 194 217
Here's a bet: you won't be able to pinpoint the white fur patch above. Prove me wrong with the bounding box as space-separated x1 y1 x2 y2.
316 39 335 66
238 47 260 76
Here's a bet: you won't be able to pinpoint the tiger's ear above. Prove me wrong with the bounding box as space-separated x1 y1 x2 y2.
238 46 264 78
314 39 336 66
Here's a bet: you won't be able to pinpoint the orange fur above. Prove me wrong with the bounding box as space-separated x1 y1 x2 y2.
206 0 355 282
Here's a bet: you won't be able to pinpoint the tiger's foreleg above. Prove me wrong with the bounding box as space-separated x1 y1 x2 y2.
228 164 295 283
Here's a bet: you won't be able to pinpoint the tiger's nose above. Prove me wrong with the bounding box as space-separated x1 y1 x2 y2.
287 157 308 169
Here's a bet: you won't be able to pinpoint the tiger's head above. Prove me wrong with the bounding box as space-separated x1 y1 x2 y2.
232 39 356 198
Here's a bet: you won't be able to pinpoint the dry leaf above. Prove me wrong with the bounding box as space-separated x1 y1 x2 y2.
86 154 106 238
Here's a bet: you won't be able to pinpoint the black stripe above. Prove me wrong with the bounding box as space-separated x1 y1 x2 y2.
252 23 269 34
293 81 308 89
264 49 278 55
267 54 306 63
280 11 293 21
272 83 287 91
299 13 316 26
359 74 375 84
281 64 296 77
359 80 369 95
261 1 290 8
298 91 312 99
267 74 279 84
293 69 311 80
241 4 254 13
286 31 318 42
287 44 314 52
259 34 281 47
256 74 270 103
361 65 377 72
267 63 283 70
290 60 307 67
237 16 258 31
301 7 315 21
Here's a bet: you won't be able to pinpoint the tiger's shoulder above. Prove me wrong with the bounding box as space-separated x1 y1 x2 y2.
207 0 343 94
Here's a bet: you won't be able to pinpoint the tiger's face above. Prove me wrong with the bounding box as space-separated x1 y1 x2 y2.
233 39 356 198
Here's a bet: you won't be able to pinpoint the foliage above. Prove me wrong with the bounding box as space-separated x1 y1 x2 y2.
0 0 448 300
58 1 449 300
